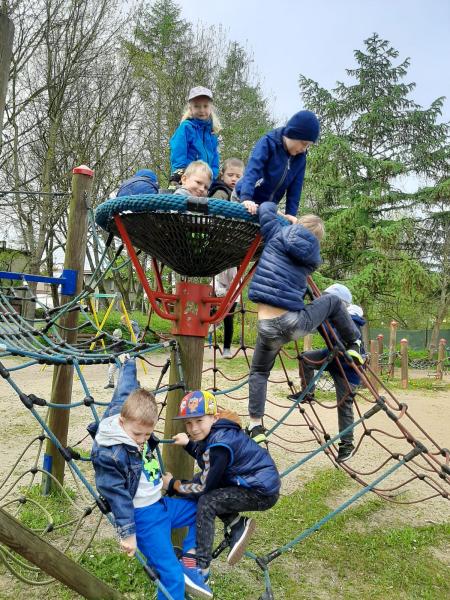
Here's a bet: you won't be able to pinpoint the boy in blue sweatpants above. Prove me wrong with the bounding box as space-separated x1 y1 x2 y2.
91 358 212 600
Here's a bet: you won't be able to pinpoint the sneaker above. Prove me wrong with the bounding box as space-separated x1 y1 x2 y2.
245 425 268 445
222 348 232 359
336 443 355 463
346 340 364 365
227 517 256 565
182 564 213 599
103 382 114 389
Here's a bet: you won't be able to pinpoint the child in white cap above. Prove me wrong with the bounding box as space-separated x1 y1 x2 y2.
169 86 222 185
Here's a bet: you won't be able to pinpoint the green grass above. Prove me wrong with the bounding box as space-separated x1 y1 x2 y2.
17 484 77 532
381 376 450 392
75 470 449 599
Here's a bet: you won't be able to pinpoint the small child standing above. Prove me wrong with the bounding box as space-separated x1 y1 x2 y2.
163 390 280 579
170 86 221 183
246 202 363 443
208 158 245 200
300 285 366 463
92 359 212 600
236 110 320 223
104 328 126 389
209 158 245 357
173 160 212 197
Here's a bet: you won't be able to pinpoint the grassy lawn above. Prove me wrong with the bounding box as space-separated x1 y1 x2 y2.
10 469 445 600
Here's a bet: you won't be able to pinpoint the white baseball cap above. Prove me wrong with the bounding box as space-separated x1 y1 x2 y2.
324 283 352 305
188 86 213 101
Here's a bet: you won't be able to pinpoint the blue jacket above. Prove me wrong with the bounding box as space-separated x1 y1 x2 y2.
90 360 160 538
116 169 159 196
192 419 280 496
235 127 307 216
170 118 220 179
249 202 321 311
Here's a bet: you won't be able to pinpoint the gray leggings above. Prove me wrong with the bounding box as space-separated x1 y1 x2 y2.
248 295 359 418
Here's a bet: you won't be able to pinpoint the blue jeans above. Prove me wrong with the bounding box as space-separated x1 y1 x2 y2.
248 295 360 418
135 497 197 600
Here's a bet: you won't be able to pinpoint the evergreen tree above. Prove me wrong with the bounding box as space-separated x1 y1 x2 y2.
299 33 450 323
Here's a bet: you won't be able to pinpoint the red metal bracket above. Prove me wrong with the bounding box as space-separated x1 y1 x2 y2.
114 214 261 337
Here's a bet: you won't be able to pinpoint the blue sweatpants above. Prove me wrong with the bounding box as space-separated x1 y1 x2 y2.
135 497 197 600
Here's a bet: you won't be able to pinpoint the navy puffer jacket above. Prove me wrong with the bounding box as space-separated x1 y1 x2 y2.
116 169 159 196
249 202 321 311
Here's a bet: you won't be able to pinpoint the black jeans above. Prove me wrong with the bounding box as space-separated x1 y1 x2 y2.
223 302 237 349
195 487 279 569
248 295 360 418
301 349 356 446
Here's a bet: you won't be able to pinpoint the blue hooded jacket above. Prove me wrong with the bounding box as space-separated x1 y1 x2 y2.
249 202 321 311
170 118 220 179
116 169 159 197
235 128 307 216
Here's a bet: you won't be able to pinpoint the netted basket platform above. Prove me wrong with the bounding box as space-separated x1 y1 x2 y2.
95 194 261 277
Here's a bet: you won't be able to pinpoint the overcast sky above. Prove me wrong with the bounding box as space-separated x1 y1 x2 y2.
178 0 450 125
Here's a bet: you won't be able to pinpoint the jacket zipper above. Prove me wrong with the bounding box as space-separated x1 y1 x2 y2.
269 156 291 202
202 126 211 166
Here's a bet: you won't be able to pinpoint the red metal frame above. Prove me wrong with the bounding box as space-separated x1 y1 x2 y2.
114 214 261 337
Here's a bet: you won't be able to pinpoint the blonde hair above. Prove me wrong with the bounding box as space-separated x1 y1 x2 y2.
184 160 213 181
121 388 158 426
181 102 223 134
221 158 245 174
298 214 325 241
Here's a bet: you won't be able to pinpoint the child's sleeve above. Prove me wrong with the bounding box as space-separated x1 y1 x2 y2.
211 137 220 180
103 359 138 420
94 454 137 539
237 136 270 200
170 122 190 173
258 202 283 242
285 156 306 216
166 445 230 499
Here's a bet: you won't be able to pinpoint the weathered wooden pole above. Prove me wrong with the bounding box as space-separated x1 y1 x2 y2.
0 10 14 151
388 320 398 378
377 333 384 357
436 338 447 380
0 507 123 599
303 333 313 351
400 338 408 389
369 340 380 391
42 165 94 493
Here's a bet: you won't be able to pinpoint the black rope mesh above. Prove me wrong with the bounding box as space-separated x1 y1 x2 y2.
109 212 261 277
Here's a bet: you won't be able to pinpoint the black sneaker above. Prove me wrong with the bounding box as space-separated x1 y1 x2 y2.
336 444 355 463
345 340 364 365
245 425 267 444
227 517 256 565
104 382 114 389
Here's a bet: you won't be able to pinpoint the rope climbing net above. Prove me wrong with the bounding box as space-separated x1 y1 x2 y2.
0 194 448 600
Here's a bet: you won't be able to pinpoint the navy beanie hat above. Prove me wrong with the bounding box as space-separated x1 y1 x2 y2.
135 169 159 185
284 110 320 143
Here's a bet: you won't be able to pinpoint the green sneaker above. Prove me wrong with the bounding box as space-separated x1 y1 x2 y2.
246 425 268 445
346 340 364 365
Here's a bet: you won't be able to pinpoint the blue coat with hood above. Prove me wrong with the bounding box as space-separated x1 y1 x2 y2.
116 169 159 196
170 118 220 179
235 127 306 216
249 202 321 311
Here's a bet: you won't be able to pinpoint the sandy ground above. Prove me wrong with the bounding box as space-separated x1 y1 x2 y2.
0 350 449 595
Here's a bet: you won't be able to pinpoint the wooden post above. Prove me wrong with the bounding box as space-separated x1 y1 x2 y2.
388 320 398 378
42 166 94 492
436 338 447 380
163 335 204 545
400 338 408 389
369 340 380 391
377 333 384 356
0 11 14 150
303 334 313 351
0 507 123 599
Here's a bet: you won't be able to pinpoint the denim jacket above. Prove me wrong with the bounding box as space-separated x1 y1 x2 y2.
90 359 160 538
